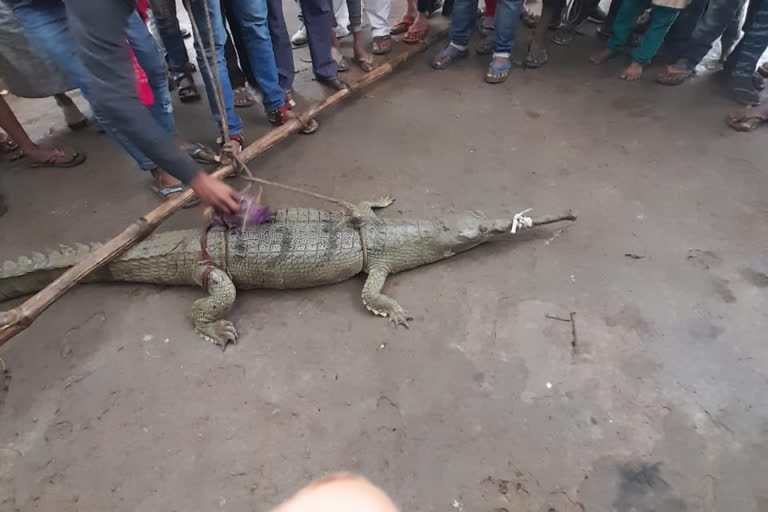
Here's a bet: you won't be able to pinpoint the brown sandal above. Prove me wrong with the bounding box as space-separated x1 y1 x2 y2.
372 35 392 55
28 148 86 168
402 25 429 44
352 56 376 72
390 15 415 35
727 106 768 132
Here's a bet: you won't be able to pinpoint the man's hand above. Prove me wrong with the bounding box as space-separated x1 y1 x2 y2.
189 171 240 214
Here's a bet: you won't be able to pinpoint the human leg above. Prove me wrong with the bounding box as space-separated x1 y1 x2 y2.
266 0 296 90
124 11 177 136
225 0 285 112
298 0 339 80
622 4 679 79
727 0 768 103
183 0 243 136
591 0 647 63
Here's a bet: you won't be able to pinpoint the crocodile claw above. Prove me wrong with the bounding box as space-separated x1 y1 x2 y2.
388 311 412 329
195 319 239 350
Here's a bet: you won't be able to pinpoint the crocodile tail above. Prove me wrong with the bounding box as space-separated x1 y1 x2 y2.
0 243 104 302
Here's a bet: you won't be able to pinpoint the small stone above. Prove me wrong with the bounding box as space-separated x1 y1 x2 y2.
545 382 553 389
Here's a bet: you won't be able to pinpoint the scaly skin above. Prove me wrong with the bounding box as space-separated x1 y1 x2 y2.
0 197 568 349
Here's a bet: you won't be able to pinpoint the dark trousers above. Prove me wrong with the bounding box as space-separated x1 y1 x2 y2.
664 0 709 61
267 0 295 90
223 0 293 90
729 0 768 78
297 0 336 79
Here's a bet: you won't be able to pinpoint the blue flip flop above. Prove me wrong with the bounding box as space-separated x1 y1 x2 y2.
485 57 512 84
431 44 467 69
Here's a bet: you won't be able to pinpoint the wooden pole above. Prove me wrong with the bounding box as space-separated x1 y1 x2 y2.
0 31 447 347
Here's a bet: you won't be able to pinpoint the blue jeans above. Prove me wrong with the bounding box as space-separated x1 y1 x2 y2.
10 0 174 170
148 0 192 73
675 0 747 69
449 0 521 53
222 0 285 112
728 0 768 79
183 0 243 135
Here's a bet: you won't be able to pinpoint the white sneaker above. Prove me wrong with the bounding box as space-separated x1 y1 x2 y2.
291 25 308 47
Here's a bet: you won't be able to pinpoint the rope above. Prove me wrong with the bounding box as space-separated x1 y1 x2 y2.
234 158 369 269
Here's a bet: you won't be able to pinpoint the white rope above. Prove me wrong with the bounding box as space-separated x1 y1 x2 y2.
511 208 533 234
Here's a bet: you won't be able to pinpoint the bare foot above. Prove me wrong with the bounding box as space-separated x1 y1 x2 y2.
24 145 64 164
590 48 614 64
412 11 430 32
620 61 643 80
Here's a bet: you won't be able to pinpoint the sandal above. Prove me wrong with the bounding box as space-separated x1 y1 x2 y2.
551 26 574 46
403 25 429 44
656 65 693 86
525 42 549 68
183 143 219 164
317 76 349 91
390 15 415 35
352 56 376 72
268 103 319 135
0 134 18 153
431 43 467 69
28 148 86 168
176 73 201 103
233 86 256 108
372 35 392 55
331 47 350 72
152 184 200 207
485 56 512 84
727 105 768 131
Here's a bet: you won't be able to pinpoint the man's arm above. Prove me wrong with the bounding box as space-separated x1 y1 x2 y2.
63 0 199 183
63 0 239 213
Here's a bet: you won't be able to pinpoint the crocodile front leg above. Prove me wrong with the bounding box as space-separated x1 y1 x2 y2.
191 266 238 350
362 266 412 328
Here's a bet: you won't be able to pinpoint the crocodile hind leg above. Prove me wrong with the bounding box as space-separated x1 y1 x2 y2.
191 266 238 351
362 266 412 328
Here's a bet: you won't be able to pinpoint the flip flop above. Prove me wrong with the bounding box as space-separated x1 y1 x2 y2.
176 74 201 103
28 149 86 168
352 56 376 72
727 106 768 132
390 15 414 35
184 143 219 164
0 135 18 153
152 184 200 208
525 42 549 68
485 57 512 84
656 66 693 86
372 35 392 55
233 86 256 108
403 25 429 44
431 44 467 69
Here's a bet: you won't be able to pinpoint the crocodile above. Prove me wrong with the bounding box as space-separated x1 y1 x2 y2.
0 196 574 349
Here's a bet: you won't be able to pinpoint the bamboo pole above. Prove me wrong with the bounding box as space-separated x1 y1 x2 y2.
0 31 448 347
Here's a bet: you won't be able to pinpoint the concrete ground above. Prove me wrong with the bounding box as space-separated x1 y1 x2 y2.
2 3 768 511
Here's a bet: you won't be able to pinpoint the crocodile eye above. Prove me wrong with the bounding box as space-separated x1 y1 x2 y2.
479 226 487 233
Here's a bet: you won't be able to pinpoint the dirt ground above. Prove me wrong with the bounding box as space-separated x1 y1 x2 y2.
2 2 768 511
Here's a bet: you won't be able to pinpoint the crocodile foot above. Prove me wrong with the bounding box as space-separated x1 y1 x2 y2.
369 194 395 208
194 319 239 351
388 310 412 328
